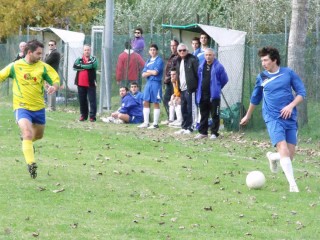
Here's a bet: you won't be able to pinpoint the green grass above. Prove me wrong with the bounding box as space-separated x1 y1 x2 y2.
0 99 319 240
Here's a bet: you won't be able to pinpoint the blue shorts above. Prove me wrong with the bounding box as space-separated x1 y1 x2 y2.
266 118 298 146
15 108 46 125
143 81 162 103
129 115 143 124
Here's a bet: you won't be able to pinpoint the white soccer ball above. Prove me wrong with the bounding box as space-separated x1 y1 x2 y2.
246 171 266 189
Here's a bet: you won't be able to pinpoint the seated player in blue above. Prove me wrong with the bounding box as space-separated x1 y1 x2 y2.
240 46 306 193
102 86 143 124
138 44 164 129
129 81 143 105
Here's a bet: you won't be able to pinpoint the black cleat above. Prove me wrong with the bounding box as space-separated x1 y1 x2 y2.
27 163 38 179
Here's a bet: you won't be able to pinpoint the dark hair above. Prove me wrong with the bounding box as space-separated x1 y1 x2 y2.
192 37 200 44
171 39 179 46
135 27 143 34
24 40 44 55
125 41 131 49
200 32 209 38
120 86 129 92
149 43 158 51
49 40 57 45
130 81 139 87
258 46 281 66
170 67 177 72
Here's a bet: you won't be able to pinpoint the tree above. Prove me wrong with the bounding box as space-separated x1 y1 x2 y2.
287 0 310 126
0 0 104 39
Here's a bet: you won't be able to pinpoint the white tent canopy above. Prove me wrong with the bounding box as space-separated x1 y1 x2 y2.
29 27 85 91
162 23 247 108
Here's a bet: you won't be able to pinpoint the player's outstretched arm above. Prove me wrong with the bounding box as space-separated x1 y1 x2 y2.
240 103 256 126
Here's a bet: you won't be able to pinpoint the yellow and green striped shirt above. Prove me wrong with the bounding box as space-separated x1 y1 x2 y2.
0 59 60 111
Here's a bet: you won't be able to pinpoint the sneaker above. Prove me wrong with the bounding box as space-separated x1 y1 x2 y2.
147 124 159 129
137 123 150 128
113 119 124 124
89 117 96 122
79 116 87 121
290 185 300 192
160 120 170 125
210 134 218 140
266 152 278 173
174 129 185 135
169 120 182 127
194 133 208 139
183 129 192 134
101 117 115 123
27 163 38 179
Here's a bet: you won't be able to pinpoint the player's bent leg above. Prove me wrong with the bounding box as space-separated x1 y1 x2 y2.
32 124 45 141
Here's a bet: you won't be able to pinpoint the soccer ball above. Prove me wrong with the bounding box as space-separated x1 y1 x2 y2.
246 171 266 189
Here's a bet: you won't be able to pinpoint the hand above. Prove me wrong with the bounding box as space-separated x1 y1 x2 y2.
240 115 250 126
47 86 57 95
280 105 293 119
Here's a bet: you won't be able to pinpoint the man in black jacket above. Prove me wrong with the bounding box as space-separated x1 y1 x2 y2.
174 43 199 134
45 40 61 111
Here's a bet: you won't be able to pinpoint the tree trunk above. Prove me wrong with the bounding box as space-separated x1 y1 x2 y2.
287 0 309 127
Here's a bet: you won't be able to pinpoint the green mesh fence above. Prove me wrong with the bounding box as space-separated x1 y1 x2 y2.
1 32 319 131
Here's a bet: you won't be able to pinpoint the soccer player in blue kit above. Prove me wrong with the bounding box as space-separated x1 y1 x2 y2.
138 44 164 129
240 46 306 192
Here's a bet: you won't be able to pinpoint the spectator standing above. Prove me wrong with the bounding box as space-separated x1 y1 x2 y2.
131 27 145 58
73 45 98 122
138 44 164 129
194 48 228 140
115 41 145 87
197 32 210 64
45 40 61 111
0 40 60 178
174 43 199 134
161 39 179 125
13 41 26 62
191 37 201 57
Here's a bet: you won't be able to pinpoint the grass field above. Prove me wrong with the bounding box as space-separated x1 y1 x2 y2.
0 99 319 240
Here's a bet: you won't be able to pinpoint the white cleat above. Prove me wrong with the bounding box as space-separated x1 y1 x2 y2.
266 152 278 173
289 185 300 192
137 123 149 128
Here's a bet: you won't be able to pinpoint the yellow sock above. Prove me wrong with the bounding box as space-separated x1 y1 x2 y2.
22 140 35 165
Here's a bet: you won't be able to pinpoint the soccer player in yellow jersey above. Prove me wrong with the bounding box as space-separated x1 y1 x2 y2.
0 40 60 178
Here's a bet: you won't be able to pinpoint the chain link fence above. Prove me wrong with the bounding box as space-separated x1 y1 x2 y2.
1 32 319 130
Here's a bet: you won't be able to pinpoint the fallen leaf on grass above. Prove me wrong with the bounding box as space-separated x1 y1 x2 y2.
36 186 46 191
204 206 213 211
170 217 177 222
70 223 78 228
32 232 39 237
52 188 65 193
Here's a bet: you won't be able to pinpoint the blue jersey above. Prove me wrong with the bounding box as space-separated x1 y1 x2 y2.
250 67 306 122
118 93 143 118
132 91 143 104
142 56 164 82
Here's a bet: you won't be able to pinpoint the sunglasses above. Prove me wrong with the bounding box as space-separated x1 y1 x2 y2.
178 49 187 52
134 32 141 34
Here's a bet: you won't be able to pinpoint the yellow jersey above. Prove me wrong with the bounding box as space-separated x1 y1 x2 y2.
0 59 60 111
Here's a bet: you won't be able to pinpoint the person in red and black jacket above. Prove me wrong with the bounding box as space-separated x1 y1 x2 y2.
73 44 98 122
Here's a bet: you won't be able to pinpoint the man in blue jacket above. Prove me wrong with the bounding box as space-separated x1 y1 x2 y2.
195 48 228 140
